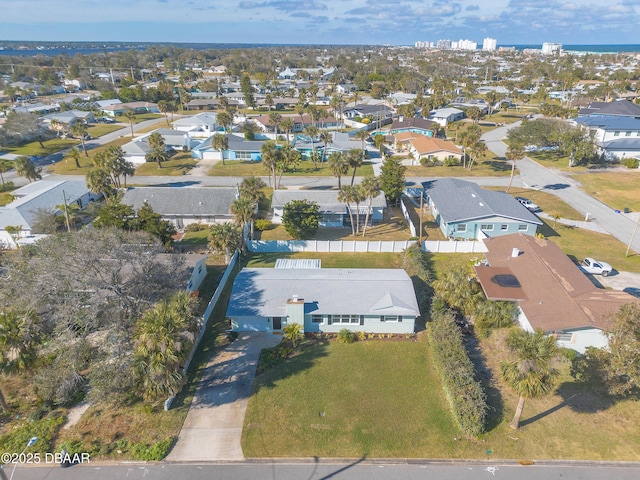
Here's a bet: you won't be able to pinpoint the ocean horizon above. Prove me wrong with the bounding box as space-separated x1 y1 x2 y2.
0 41 639 57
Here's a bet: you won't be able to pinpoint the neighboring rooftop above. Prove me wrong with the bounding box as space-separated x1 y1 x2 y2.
271 189 387 213
120 186 238 216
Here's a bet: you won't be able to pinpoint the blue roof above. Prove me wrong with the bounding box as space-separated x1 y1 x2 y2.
574 115 640 131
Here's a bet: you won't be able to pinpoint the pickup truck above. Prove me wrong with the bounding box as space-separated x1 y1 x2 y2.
580 257 613 276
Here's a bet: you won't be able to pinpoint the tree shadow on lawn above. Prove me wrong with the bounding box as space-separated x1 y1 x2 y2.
483 159 512 172
519 382 616 427
538 221 562 238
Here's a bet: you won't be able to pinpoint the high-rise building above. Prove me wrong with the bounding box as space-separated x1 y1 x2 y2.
483 37 497 51
437 39 452 49
542 42 562 55
453 39 478 51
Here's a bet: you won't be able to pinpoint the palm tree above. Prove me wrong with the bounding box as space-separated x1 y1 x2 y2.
0 309 40 411
319 130 333 162
231 196 257 243
211 133 228 166
347 148 363 186
70 121 89 157
304 126 319 168
123 110 137 137
500 328 560 430
261 140 280 188
66 146 82 169
276 145 301 190
14 156 41 183
158 100 170 126
282 323 303 348
281 118 295 144
457 124 481 169
328 151 349 189
208 222 242 263
467 139 487 171
359 176 381 236
505 143 525 193
86 167 114 200
0 159 12 189
355 129 369 156
217 111 233 135
338 186 358 236
268 112 282 136
145 145 169 169
238 176 266 204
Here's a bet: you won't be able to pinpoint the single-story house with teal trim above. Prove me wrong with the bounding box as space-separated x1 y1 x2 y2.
191 134 266 161
422 178 542 240
226 267 420 333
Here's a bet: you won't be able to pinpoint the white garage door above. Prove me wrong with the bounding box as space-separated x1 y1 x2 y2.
233 317 268 332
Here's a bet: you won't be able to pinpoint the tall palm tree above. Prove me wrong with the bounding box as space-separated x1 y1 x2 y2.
208 222 242 263
86 167 114 200
505 144 525 193
14 156 41 183
211 133 228 166
238 176 266 205
304 125 319 168
123 110 137 138
268 112 283 136
500 328 560 430
319 130 333 162
359 176 381 236
0 159 12 189
70 121 89 157
281 118 295 144
338 186 358 236
158 100 170 126
347 148 363 186
276 145 301 190
467 139 487 171
355 129 369 157
216 111 233 135
261 140 280 189
231 196 257 243
145 145 169 169
328 151 349 189
66 146 82 168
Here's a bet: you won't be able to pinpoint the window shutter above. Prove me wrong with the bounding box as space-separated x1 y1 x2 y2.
327 315 332 325
398 316 402 323
360 315 364 326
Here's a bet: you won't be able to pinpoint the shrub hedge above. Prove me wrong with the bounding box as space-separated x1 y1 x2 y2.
427 307 487 437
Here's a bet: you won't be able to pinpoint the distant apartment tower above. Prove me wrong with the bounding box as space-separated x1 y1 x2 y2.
437 39 452 49
483 37 497 51
542 42 562 55
414 41 434 48
453 39 478 51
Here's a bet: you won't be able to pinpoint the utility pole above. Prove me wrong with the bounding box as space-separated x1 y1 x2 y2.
626 214 640 257
419 191 424 247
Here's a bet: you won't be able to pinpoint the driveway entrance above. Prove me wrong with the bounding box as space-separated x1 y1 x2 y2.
167 332 281 462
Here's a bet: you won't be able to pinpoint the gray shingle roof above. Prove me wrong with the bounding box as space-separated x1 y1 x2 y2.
574 115 640 131
271 189 386 214
121 187 237 216
226 268 420 318
422 178 542 225
579 100 640 117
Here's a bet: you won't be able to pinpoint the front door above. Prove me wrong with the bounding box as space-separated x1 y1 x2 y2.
272 316 282 331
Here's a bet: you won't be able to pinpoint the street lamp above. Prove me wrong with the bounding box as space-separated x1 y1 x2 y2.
8 437 37 480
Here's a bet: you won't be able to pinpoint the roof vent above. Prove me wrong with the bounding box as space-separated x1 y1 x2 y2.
512 247 520 258
292 295 299 302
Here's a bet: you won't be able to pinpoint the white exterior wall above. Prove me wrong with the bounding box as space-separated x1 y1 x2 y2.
556 328 608 354
310 315 415 334
186 257 208 292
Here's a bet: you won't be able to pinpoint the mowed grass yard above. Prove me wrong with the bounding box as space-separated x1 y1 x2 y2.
243 335 640 460
572 170 640 213
243 340 459 458
209 159 374 178
405 155 513 177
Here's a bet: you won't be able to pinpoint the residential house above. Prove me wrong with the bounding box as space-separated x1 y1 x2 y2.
191 134 266 161
120 186 238 228
172 112 220 138
474 234 637 353
271 189 386 227
394 133 463 165
278 67 336 80
428 107 465 127
389 116 437 136
254 113 339 133
42 110 95 131
291 131 359 159
226 267 419 333
0 180 100 248
450 97 489 114
343 104 394 121
422 178 542 240
122 128 194 164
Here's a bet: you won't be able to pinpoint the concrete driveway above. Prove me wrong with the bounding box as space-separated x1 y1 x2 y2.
167 332 281 462
596 271 640 294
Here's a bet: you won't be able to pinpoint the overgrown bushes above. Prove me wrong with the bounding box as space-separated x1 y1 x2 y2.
0 415 66 455
427 306 487 437
621 157 639 169
337 328 356 344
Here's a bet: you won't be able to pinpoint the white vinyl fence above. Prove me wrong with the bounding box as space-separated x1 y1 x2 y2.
422 240 488 253
247 239 417 253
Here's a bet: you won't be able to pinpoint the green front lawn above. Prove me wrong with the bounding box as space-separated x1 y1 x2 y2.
485 186 585 221
48 137 130 175
246 252 403 269
243 340 458 458
571 170 640 213
405 155 513 177
209 159 374 178
134 153 197 176
7 138 79 157
87 124 123 137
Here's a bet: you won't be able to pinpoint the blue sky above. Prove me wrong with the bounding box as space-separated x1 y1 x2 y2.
2 0 639 45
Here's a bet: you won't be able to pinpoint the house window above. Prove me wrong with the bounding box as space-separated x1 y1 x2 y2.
626 131 632 137
614 131 620 136
311 314 323 323
518 224 528 231
382 315 399 322
480 224 494 231
501 224 508 231
456 224 467 232
556 333 573 342
236 151 253 160
333 314 360 324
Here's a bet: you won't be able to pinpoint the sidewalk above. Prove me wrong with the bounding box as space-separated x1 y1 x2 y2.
537 212 610 234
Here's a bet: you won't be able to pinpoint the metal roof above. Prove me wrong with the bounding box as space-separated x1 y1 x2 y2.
275 259 321 269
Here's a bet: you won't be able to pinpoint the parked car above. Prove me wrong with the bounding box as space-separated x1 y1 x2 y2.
580 257 613 276
515 197 541 212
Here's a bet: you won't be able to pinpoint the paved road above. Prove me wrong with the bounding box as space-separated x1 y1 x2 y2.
167 333 281 462
7 460 640 480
